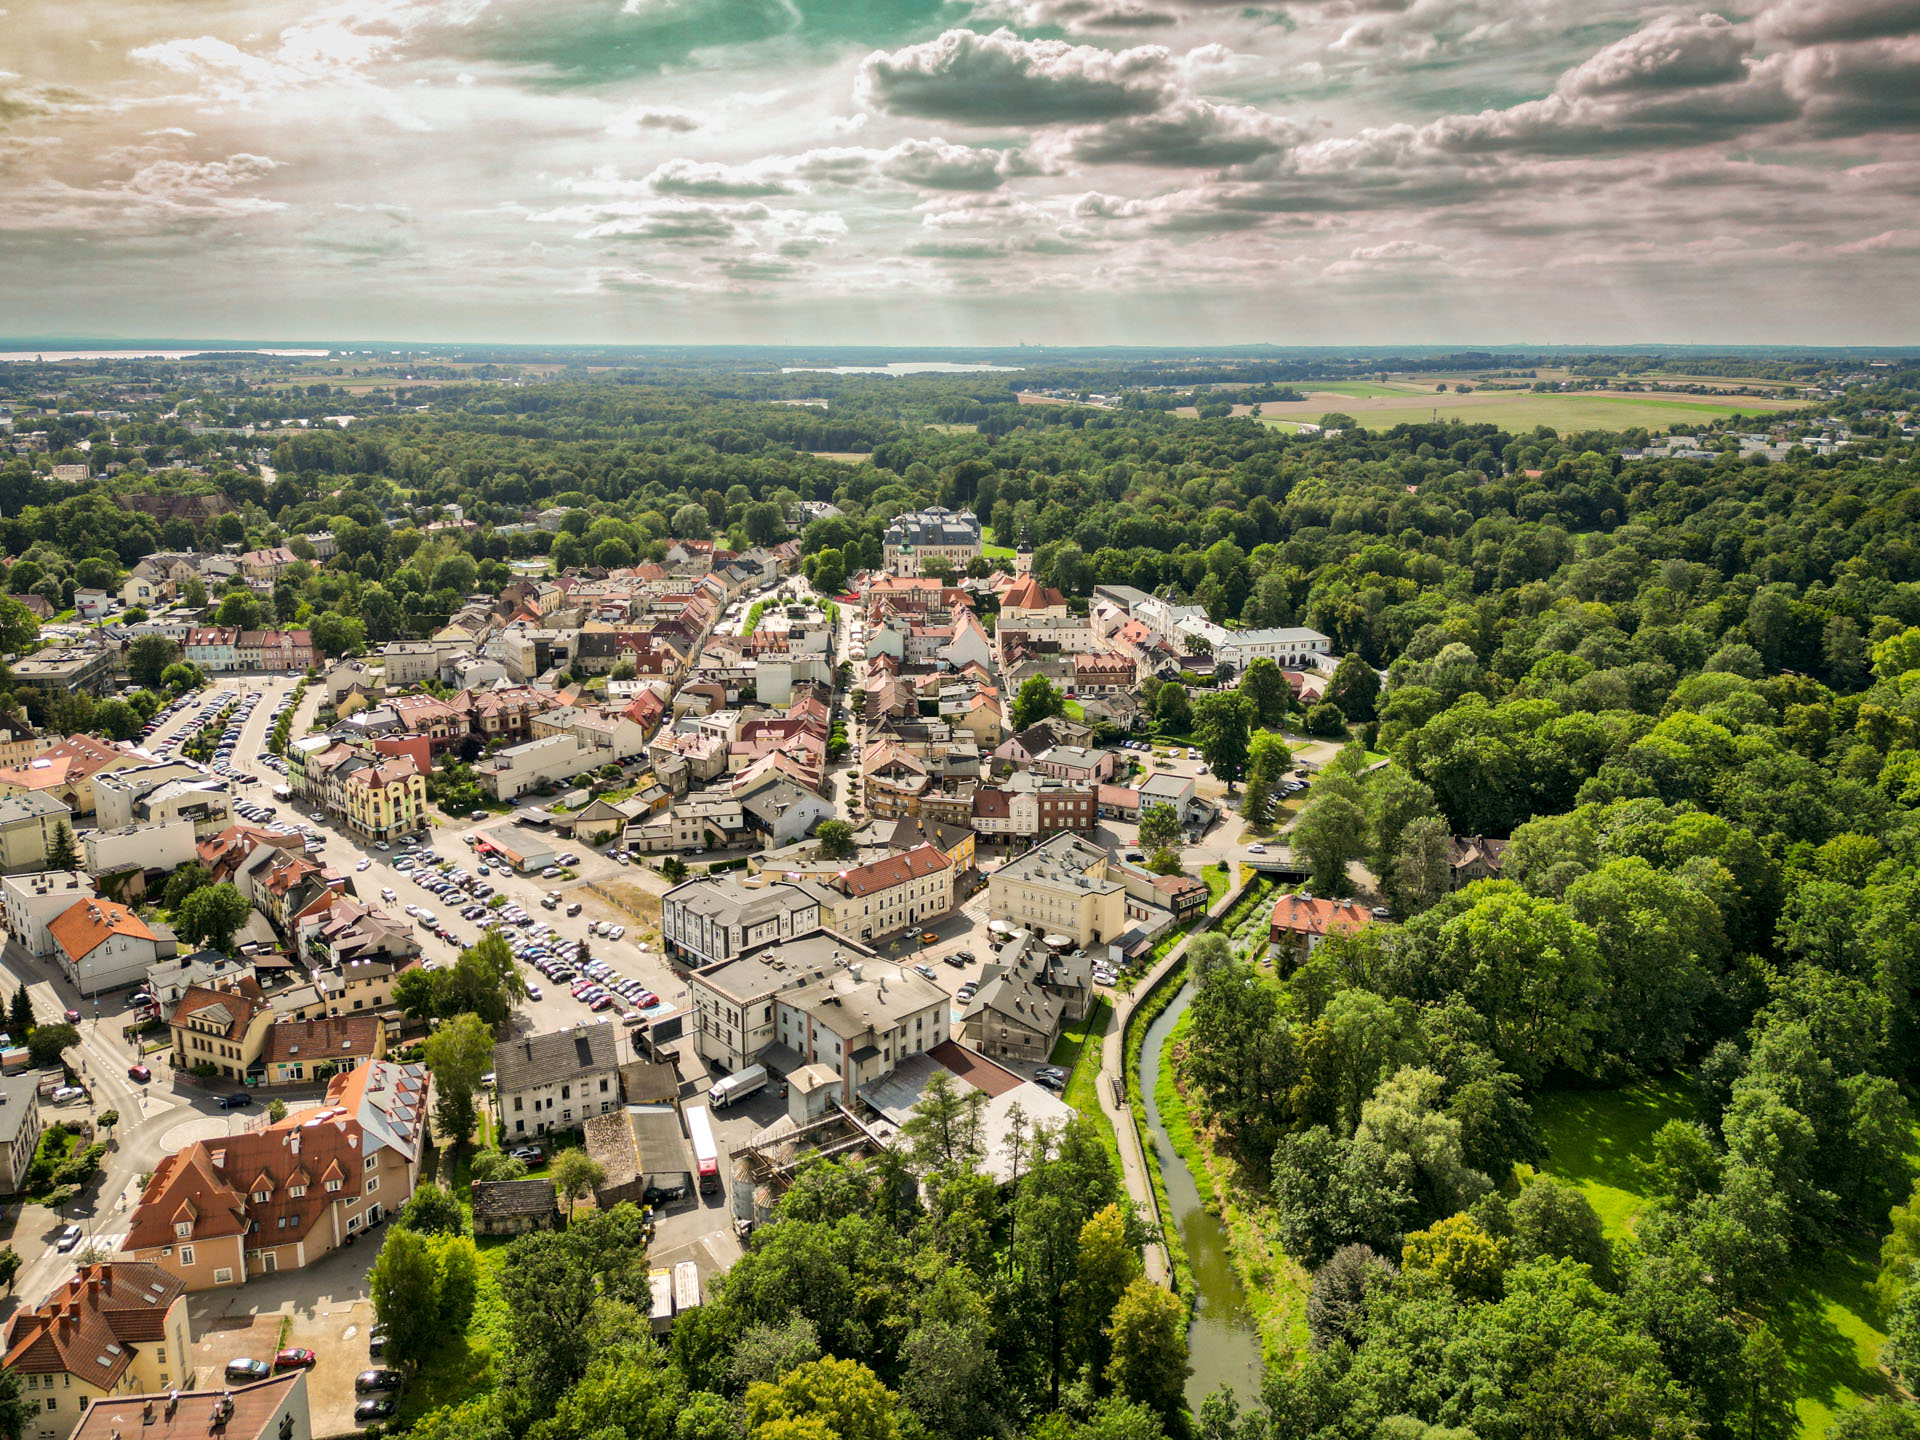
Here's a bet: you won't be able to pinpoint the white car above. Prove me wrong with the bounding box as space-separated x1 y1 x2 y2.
1247 843 1267 854
357 859 372 871
381 888 396 902
606 925 625 941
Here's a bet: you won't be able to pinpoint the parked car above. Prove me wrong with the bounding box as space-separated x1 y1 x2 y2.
219 1092 254 1110
355 1369 405 1394
273 1348 317 1371
914 963 937 981
226 1358 273 1383
356 1394 400 1423
510 1146 544 1164
526 985 542 1000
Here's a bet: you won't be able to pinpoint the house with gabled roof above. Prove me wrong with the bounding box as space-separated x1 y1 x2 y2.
2 1263 194 1426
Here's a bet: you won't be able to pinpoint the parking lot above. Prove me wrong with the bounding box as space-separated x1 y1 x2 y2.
185 1241 380 1436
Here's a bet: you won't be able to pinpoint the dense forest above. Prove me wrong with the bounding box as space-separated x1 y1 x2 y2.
4 350 1920 1438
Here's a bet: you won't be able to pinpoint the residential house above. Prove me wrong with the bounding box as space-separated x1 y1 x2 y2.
471 1179 561 1237
48 896 161 995
886 815 976 876
474 734 600 801
685 931 867 1071
259 1016 385 1087
739 780 833 848
1268 892 1373 971
961 968 1062 1065
2 1264 194 1437
9 645 117 697
168 979 275 1080
0 734 144 818
238 546 297 581
0 712 50 771
1446 835 1509 889
494 1023 622 1138
341 752 427 843
815 844 954 945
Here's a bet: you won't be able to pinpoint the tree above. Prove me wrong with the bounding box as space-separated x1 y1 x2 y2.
161 661 205 693
393 965 443 1021
126 635 178 688
8 985 32 1039
1401 1213 1509 1299
370 1226 442 1370
1387 815 1453 915
1105 1279 1190 1425
1239 658 1289 726
1307 1243 1396 1351
1291 792 1368 895
816 820 857 861
1240 774 1272 826
0 595 40 655
174 885 251 952
1071 1204 1142 1378
46 821 77 872
0 1245 21 1294
1193 690 1253 786
1137 802 1182 857
267 1099 288 1123
1246 731 1294 787
1154 681 1190 733
470 1148 527 1184
1511 1175 1610 1279
1012 675 1066 732
1272 1126 1416 1265
1326 654 1381 723
672 503 712 541
0 1365 32 1440
95 1109 119 1139
27 1023 78 1070
662 856 689 883
551 1147 605 1219
423 1012 493 1147
1304 701 1348 738
160 862 211 910
745 1357 900 1440
397 1182 467 1236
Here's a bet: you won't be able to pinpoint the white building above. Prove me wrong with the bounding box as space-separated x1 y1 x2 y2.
1174 619 1330 671
85 819 199 876
474 733 601 801
493 1022 622 1139
48 896 162 995
883 505 982 577
1 870 96 960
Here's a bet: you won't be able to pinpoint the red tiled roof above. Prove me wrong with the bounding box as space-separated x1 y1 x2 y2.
1270 892 1373 940
49 897 156 962
3 1263 186 1387
838 842 949 897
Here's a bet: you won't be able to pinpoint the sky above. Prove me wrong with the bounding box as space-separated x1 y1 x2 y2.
1 0 1918 346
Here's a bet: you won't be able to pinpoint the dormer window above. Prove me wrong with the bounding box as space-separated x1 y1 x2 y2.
325 1178 342 1192
288 1185 306 1198
174 1222 192 1239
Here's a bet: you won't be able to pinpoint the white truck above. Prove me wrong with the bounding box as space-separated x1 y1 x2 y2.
708 1063 768 1111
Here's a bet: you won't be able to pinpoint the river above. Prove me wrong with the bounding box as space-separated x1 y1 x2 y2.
1137 982 1266 1410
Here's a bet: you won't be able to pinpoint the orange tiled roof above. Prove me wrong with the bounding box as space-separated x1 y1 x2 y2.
3 1263 186 1387
837 842 950 898
48 897 156 962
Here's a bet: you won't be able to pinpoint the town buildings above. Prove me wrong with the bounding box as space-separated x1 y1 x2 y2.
48 896 162 995
662 877 824 971
1268 892 1373 970
988 832 1129 948
883 505 982 577
0 1072 47 1193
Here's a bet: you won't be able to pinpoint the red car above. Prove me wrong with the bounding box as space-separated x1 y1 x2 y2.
272 1348 317 1371
589 995 615 1011
63 1008 81 1023
128 1063 152 1083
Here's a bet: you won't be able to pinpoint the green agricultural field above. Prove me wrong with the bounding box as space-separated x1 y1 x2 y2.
1530 1078 1896 1436
1257 390 1802 435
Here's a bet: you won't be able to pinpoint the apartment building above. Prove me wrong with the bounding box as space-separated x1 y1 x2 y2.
121 1060 427 1290
2 1264 194 1440
816 844 954 945
493 1023 621 1138
662 876 824 970
988 833 1128 948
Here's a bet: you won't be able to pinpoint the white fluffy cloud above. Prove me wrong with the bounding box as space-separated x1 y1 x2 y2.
857 29 1179 124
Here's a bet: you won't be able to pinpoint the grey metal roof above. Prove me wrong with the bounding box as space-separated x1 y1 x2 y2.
493 1022 620 1092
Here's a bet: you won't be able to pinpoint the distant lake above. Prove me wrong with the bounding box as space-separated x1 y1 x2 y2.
779 362 1024 375
0 348 331 362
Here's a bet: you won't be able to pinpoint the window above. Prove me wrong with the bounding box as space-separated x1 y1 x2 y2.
252 1190 269 1204
513 1096 523 1111
599 1078 609 1094
364 1155 378 1171
180 1246 195 1267
561 1084 571 1100
326 1178 342 1192
174 1221 192 1239
213 1265 233 1285
289 1184 306 1198
365 1176 379 1194
347 1215 360 1231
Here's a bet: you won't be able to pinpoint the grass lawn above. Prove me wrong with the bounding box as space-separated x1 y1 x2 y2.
1530 1077 1897 1436
1062 699 1086 722
980 526 1018 561
1051 998 1118 1163
1201 862 1230 909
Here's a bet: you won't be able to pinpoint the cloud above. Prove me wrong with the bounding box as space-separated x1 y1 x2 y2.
1834 226 1920 252
606 105 702 136
879 138 1037 190
1557 13 1752 97
856 28 1177 124
1758 0 1920 45
1047 97 1301 167
645 157 794 197
1785 35 1920 135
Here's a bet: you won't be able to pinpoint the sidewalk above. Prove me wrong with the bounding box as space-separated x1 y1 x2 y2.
1098 875 1245 1291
